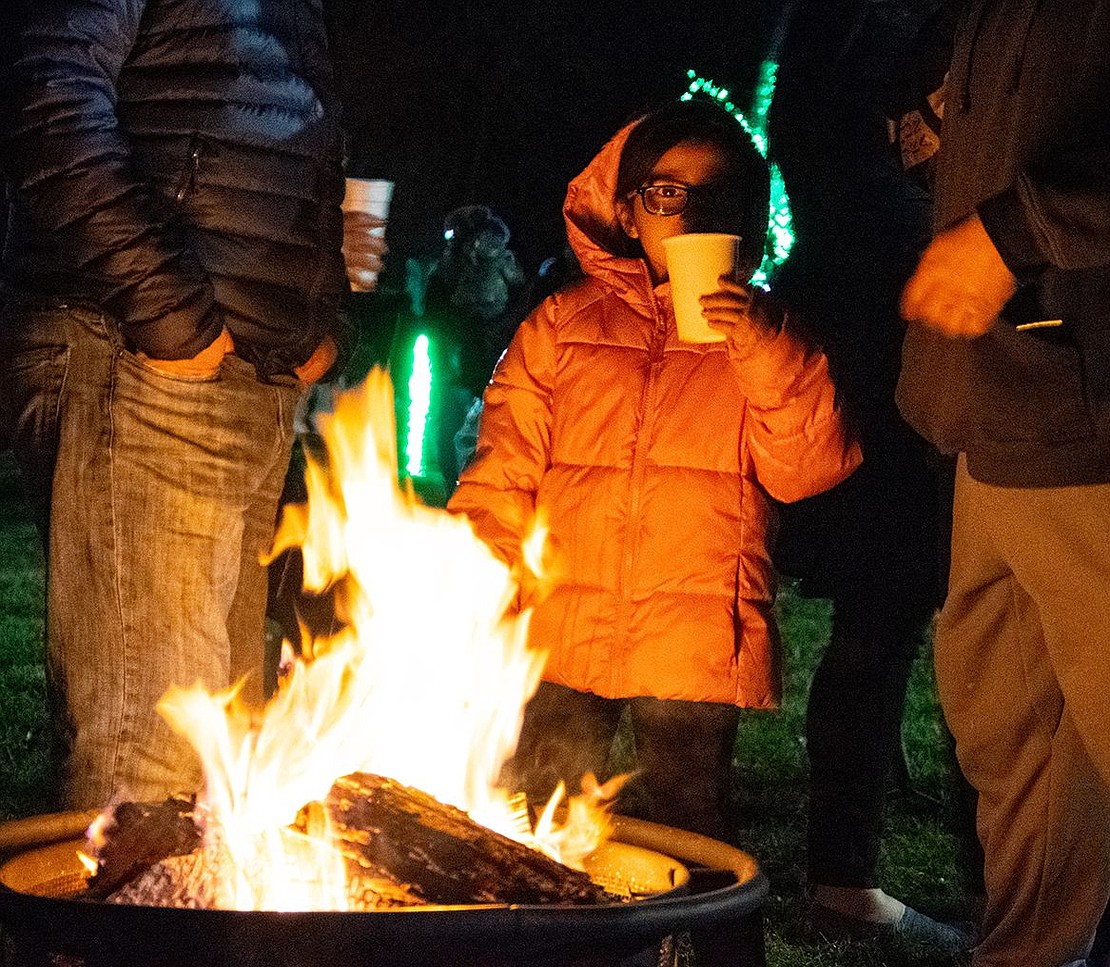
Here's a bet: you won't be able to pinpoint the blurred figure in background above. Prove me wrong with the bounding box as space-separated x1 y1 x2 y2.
423 205 527 496
768 0 968 949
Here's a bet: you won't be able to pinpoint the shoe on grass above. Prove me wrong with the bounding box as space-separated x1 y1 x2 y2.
807 899 975 953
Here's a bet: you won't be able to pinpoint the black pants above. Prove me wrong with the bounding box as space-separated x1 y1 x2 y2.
505 683 757 966
780 418 952 889
504 682 741 841
805 594 921 886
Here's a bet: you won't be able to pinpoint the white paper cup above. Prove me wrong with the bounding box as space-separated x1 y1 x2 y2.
662 233 741 343
342 178 393 289
342 177 393 221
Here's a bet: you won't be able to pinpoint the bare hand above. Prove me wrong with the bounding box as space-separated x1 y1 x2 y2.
343 211 388 292
900 213 1017 337
700 276 781 360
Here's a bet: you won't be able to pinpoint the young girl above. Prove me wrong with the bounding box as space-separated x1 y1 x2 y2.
448 99 860 840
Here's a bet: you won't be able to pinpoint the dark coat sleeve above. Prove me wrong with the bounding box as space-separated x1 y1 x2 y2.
2 0 223 359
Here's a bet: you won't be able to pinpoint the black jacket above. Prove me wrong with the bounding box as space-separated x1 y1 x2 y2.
1 0 348 378
897 0 1110 486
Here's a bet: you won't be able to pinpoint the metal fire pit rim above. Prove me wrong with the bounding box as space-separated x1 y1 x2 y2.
0 811 694 909
0 810 769 967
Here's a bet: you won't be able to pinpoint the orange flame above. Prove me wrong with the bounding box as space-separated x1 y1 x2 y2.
155 370 609 910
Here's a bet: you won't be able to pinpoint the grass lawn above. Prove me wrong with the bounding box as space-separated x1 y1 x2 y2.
0 449 978 964
0 451 49 819
741 590 978 965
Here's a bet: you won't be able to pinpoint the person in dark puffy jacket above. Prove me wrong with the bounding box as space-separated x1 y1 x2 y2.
0 0 349 809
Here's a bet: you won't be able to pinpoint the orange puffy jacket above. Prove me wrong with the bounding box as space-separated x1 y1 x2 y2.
448 124 861 709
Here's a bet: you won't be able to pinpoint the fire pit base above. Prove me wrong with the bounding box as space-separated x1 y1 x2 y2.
0 812 768 967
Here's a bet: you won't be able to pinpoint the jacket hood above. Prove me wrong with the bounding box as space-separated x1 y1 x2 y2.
562 121 654 304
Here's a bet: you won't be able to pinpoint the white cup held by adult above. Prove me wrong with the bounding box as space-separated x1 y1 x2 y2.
662 233 742 343
342 178 394 292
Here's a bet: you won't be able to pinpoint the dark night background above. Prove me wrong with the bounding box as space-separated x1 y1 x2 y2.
324 2 794 274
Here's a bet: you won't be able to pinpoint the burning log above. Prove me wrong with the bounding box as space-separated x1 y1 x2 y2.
85 797 201 900
318 773 608 907
87 776 607 910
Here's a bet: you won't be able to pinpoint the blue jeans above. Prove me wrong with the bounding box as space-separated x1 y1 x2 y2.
1 300 303 809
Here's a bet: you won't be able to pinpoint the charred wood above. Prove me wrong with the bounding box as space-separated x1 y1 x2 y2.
88 776 606 909
318 773 608 906
86 797 201 900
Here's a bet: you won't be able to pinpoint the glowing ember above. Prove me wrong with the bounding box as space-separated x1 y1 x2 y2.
148 370 611 910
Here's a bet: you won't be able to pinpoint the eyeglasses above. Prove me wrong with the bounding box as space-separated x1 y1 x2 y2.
630 184 694 216
630 182 737 217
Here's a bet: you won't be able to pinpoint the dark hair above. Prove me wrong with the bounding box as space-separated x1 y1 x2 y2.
615 98 770 267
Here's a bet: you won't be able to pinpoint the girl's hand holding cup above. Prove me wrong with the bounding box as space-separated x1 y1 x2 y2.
702 275 782 360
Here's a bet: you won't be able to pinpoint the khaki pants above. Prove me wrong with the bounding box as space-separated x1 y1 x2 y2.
937 456 1110 967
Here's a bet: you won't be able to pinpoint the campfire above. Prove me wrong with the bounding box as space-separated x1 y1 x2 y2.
81 370 625 911
0 371 769 967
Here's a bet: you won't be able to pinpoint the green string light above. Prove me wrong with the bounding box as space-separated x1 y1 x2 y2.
405 333 433 477
683 64 794 287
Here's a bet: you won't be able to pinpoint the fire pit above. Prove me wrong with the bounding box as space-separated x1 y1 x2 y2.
0 810 767 967
0 374 771 966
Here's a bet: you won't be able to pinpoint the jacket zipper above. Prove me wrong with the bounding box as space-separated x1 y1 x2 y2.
614 283 668 692
174 138 204 205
